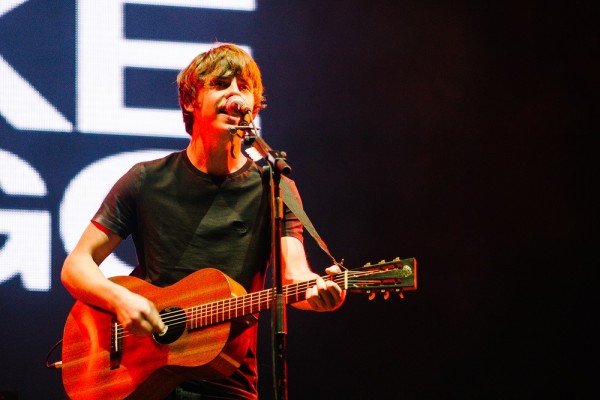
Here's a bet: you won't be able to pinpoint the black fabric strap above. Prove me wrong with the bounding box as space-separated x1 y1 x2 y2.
277 172 340 266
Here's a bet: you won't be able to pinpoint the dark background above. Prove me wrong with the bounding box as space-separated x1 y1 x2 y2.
0 1 595 398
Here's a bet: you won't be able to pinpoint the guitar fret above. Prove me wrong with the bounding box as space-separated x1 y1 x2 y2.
214 301 218 324
218 300 223 323
227 298 231 321
258 291 264 312
213 301 218 324
259 291 264 312
215 300 219 324
294 283 300 303
285 285 291 303
197 304 201 328
198 305 201 328
217 300 222 324
224 299 229 322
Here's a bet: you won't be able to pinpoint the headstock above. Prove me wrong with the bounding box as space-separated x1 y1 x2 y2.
346 257 417 300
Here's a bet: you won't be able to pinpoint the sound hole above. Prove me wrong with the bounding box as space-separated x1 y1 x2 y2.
153 306 186 345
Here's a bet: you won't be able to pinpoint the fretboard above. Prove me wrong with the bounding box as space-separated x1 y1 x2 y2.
187 274 348 330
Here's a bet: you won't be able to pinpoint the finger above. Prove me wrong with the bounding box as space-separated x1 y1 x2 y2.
149 310 166 334
316 280 334 309
315 276 327 291
141 301 166 333
325 265 342 275
325 281 342 301
306 286 325 310
139 319 155 336
149 316 166 335
311 283 336 310
320 284 339 309
126 319 153 337
325 279 341 291
321 281 346 310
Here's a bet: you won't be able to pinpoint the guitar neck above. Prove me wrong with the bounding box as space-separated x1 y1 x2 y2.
187 277 322 330
184 257 416 331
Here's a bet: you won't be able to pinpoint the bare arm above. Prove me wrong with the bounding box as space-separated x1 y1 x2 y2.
61 223 165 336
281 236 345 311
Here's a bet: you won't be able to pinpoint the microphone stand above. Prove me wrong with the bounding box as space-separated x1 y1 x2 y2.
232 121 291 400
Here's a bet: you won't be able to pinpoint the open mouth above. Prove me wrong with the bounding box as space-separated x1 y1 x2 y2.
218 106 236 117
221 114 239 124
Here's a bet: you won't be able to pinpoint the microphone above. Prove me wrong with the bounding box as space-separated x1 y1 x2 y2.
225 96 251 115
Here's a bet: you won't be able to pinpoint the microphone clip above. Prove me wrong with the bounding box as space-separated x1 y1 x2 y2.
229 120 259 144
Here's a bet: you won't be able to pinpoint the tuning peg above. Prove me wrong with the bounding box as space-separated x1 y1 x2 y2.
383 291 390 300
399 292 404 299
368 291 376 301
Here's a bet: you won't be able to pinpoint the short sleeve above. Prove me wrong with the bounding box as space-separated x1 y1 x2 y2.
92 163 143 239
281 176 304 243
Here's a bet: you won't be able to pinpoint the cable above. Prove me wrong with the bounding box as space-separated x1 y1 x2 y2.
45 338 63 369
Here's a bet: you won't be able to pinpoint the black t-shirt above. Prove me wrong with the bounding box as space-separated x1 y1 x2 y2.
94 150 303 290
92 150 304 398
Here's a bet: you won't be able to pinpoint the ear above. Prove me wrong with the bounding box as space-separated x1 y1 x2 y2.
183 102 195 113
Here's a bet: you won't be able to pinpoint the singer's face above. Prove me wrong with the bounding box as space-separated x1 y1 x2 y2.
191 75 255 135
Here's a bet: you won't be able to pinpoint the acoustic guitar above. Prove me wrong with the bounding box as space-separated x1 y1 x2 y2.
61 258 416 399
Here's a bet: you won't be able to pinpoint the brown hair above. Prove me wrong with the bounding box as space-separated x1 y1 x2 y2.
177 43 266 134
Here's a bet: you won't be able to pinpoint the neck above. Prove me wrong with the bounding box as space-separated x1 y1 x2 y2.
186 130 246 175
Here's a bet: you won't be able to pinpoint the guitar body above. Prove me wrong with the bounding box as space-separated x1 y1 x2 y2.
61 268 255 400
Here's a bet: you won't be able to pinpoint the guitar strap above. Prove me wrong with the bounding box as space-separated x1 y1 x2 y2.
263 166 341 266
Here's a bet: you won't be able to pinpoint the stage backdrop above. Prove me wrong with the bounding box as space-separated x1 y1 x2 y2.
0 1 593 399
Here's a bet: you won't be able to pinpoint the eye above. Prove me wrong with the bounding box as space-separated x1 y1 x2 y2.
210 78 230 89
237 81 252 91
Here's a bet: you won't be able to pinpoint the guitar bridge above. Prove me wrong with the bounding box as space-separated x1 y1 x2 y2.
110 319 122 369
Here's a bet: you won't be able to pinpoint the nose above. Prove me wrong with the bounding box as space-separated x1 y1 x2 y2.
224 78 252 113
227 77 242 94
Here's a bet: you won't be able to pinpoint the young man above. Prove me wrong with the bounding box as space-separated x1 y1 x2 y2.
61 43 345 399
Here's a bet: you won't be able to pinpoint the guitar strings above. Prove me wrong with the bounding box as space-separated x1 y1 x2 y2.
113 271 377 339
114 271 376 340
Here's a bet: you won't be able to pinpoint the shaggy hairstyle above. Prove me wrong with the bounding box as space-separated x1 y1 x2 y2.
176 43 265 134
